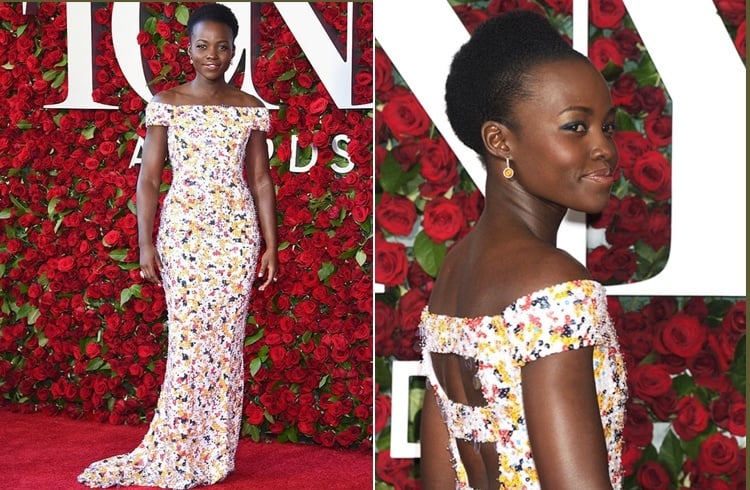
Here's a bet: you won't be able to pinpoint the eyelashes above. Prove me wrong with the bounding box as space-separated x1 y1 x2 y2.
562 121 617 135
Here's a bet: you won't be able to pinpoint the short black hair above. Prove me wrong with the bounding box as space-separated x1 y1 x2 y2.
445 10 588 155
187 3 239 40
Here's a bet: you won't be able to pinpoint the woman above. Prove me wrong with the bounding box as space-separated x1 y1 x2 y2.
419 10 627 490
78 4 277 488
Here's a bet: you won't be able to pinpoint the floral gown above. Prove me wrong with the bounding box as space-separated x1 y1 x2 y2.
420 280 628 489
78 102 270 489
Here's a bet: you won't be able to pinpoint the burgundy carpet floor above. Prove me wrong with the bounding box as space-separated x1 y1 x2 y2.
0 409 372 489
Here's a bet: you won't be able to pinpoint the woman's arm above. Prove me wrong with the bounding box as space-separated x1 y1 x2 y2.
245 129 277 291
420 384 457 489
522 346 613 490
136 125 168 284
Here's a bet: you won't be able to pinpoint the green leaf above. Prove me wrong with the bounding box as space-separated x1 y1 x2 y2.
672 374 696 397
278 69 297 81
657 429 683 480
119 284 142 307
374 356 392 390
175 4 190 25
317 261 335 282
249 357 262 376
728 335 746 396
413 231 446 277
615 108 638 132
51 70 66 89
47 197 60 217
42 69 59 82
109 249 128 262
16 120 32 130
318 374 329 388
355 249 367 267
244 328 265 346
630 51 660 86
0 208 11 219
26 306 40 325
16 24 27 36
144 17 157 34
86 357 105 371
81 125 96 140
378 152 420 194
2 62 14 69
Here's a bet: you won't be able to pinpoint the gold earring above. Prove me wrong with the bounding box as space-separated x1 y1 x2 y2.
503 156 514 179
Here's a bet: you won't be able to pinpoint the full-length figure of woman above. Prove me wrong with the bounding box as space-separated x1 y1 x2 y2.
78 4 277 488
419 10 627 490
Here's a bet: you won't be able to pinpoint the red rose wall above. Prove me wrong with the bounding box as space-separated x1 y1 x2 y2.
374 0 745 489
0 2 373 449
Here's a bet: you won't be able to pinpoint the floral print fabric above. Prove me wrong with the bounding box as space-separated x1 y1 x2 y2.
420 280 627 489
78 102 270 489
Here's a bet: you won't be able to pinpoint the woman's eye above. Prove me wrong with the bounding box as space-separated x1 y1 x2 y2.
603 122 617 135
564 122 587 133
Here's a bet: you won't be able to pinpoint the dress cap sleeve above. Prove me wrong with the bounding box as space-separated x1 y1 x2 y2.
145 101 171 127
251 107 271 132
503 280 611 366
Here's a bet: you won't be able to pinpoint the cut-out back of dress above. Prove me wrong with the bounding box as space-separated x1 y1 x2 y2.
420 280 627 489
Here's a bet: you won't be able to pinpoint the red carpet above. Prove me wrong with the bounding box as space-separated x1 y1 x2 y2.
0 409 372 489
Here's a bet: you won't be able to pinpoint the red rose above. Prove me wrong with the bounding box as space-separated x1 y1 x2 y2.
375 235 409 287
727 401 745 436
735 20 745 59
715 0 747 26
656 313 707 359
622 401 653 448
422 196 463 243
636 86 667 115
453 5 489 33
540 0 572 14
643 204 670 251
698 433 740 475
650 389 678 421
375 300 396 357
621 440 643 476
590 0 625 29
374 392 391 434
375 450 414 485
486 0 544 16
589 37 624 72
721 300 746 342
629 363 672 401
418 136 458 194
616 195 648 232
155 20 172 40
376 193 417 236
673 395 710 440
380 91 430 141
636 461 670 490
308 97 328 115
601 244 637 283
644 113 672 148
407 260 434 290
102 230 121 247
611 73 639 114
631 150 671 200
612 29 642 60
57 256 75 272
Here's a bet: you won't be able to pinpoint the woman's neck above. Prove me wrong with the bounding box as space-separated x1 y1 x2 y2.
479 175 567 245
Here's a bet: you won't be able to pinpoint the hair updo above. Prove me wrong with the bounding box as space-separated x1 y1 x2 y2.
187 3 239 41
445 10 588 156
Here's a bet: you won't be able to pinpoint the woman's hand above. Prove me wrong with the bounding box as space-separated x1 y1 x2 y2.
139 243 162 286
256 248 278 291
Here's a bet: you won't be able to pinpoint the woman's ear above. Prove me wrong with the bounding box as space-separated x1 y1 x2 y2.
481 120 511 159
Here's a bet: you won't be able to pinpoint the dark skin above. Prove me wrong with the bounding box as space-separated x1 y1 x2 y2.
421 58 618 489
137 19 277 291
